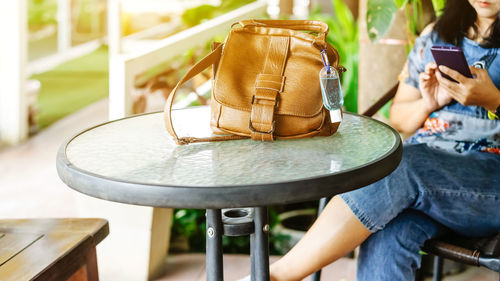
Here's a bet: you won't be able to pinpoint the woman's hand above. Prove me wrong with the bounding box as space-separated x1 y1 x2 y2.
419 62 452 113
437 65 500 112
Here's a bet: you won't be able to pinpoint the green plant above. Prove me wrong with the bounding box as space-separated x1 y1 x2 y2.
310 0 359 113
170 207 289 255
171 209 207 252
32 46 108 129
182 0 256 27
365 0 445 118
28 0 58 28
366 0 445 43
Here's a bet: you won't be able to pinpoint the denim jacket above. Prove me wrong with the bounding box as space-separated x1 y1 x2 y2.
402 31 500 154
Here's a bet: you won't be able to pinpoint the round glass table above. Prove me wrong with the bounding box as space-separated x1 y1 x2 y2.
56 106 402 281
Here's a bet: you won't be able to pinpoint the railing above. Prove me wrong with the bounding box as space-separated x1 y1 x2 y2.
0 0 269 145
107 0 268 120
1 0 106 145
28 0 105 75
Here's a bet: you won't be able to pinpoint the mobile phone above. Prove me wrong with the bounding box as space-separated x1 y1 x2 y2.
430 45 473 83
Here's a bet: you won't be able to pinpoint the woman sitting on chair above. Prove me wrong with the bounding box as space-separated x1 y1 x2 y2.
269 0 500 280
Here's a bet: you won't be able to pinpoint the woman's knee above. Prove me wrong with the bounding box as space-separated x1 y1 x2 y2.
364 210 444 253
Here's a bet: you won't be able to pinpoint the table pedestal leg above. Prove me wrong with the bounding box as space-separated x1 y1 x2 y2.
250 207 270 281
206 209 223 281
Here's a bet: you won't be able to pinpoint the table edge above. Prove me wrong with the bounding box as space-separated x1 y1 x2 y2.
56 111 403 208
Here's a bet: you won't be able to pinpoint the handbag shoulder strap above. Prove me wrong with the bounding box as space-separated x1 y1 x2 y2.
237 19 329 34
164 43 248 145
236 19 329 50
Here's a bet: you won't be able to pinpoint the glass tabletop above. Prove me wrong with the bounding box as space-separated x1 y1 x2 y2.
64 106 399 187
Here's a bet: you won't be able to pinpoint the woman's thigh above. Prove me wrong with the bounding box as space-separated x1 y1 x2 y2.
408 144 500 236
341 143 500 236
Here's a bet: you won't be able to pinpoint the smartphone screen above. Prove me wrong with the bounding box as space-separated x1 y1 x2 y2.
430 45 473 83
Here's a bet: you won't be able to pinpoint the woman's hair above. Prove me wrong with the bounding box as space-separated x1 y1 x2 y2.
433 0 500 48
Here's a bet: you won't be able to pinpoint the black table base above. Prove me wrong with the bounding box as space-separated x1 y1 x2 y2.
206 209 224 280
206 207 270 281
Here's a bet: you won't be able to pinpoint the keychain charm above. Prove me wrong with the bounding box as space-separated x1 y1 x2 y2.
319 49 343 111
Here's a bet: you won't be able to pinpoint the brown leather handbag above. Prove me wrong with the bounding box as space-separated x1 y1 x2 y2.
164 19 344 145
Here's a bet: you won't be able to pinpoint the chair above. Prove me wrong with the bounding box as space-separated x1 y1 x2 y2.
311 83 500 281
419 232 500 281
0 218 109 281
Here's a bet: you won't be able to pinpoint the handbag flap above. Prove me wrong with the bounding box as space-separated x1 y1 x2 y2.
213 27 337 117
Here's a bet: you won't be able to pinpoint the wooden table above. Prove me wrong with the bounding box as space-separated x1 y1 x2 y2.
0 218 108 281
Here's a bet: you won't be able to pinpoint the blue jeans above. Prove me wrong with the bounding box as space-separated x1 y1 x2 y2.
339 143 500 281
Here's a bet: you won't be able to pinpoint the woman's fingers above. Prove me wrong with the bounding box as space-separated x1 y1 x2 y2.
438 65 468 84
435 71 457 90
420 73 430 80
435 71 464 102
425 62 437 72
434 65 498 108
424 62 437 76
470 66 487 79
420 63 439 82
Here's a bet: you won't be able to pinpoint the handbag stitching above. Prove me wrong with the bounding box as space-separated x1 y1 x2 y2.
214 103 328 136
211 110 328 138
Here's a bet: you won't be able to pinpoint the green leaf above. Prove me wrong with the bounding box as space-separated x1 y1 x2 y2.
342 57 358 113
394 0 408 8
181 4 217 27
366 0 398 42
28 0 57 26
310 0 359 113
381 99 392 118
431 0 446 17
219 0 255 11
332 0 354 36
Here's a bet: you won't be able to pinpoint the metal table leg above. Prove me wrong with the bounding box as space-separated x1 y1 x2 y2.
206 209 223 281
251 206 270 281
433 256 443 281
250 235 256 281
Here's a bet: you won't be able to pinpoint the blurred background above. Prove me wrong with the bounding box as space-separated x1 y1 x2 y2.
4 0 494 280
0 1 362 279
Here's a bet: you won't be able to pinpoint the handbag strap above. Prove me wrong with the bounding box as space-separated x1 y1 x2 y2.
237 19 329 34
249 36 290 141
164 43 248 145
237 19 328 49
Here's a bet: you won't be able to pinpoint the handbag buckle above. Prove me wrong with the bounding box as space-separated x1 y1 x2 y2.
251 95 279 108
248 120 276 134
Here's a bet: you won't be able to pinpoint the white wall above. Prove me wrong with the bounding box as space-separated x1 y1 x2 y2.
0 0 28 145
